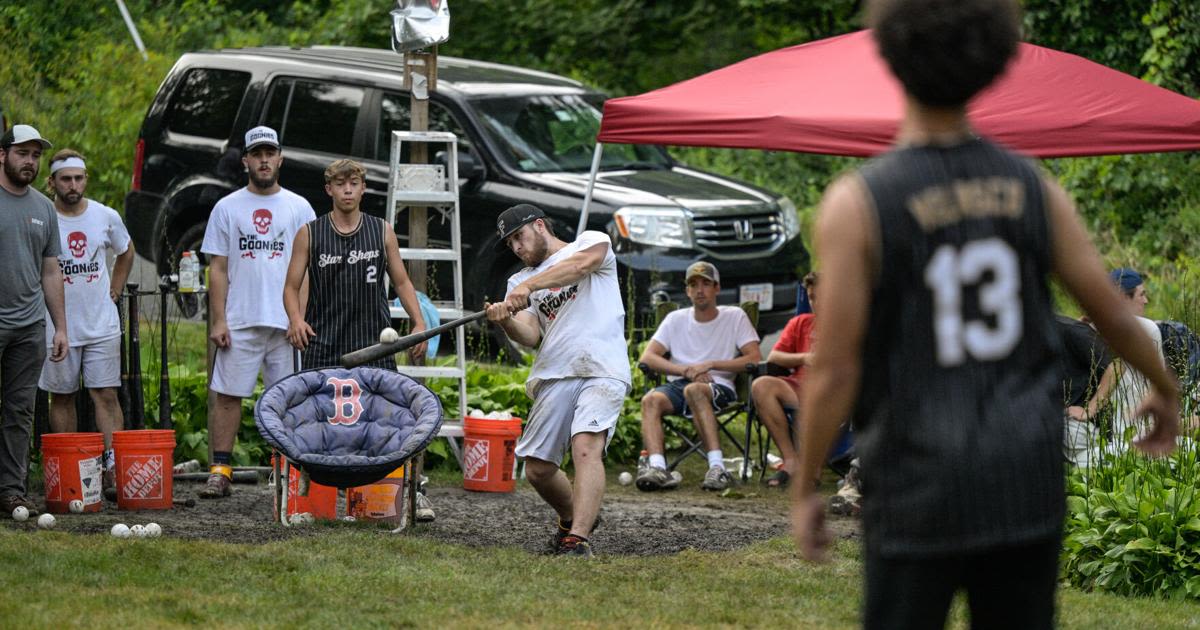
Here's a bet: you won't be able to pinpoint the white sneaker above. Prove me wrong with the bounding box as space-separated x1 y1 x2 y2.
701 466 734 491
415 491 436 522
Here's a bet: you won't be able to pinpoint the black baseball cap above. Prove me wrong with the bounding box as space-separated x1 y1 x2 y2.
494 204 546 251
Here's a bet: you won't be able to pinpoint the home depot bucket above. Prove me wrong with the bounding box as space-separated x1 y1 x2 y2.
462 415 522 492
272 453 338 521
348 465 405 524
113 429 175 510
41 432 104 514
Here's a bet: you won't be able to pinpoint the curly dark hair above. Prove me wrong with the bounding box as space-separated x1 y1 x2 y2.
867 0 1021 108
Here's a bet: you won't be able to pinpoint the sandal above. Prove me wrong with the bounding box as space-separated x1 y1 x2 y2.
766 469 791 488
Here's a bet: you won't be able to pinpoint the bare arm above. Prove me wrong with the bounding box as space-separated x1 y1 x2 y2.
485 305 541 347
383 223 427 362
504 242 608 311
42 256 68 361
638 339 681 376
792 175 874 561
283 226 314 349
706 341 762 373
208 255 231 348
767 349 811 369
110 244 135 303
1044 176 1179 453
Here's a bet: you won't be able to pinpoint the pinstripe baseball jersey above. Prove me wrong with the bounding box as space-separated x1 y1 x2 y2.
853 138 1064 556
301 213 395 370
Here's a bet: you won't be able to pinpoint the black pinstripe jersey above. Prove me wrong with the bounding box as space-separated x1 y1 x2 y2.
301 213 395 371
854 138 1064 556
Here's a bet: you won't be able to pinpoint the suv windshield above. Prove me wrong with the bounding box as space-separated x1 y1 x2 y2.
473 94 671 173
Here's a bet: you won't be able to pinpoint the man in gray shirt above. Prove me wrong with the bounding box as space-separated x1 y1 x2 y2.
0 124 68 517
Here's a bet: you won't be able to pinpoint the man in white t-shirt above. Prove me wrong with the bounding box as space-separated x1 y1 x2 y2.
636 262 760 492
38 149 135 499
485 204 631 558
1069 268 1166 454
198 126 315 498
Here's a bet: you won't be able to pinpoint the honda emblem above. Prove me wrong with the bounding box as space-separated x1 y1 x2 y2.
733 219 754 241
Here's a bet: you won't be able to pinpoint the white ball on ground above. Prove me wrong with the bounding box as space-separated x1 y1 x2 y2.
111 523 131 538
145 523 162 538
68 499 84 513
37 513 56 529
379 327 400 344
618 471 633 486
11 506 28 522
130 524 146 538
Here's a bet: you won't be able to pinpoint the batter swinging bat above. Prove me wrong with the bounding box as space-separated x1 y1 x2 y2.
341 310 488 368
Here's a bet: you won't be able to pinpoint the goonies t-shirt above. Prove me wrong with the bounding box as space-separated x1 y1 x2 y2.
507 231 631 396
201 187 315 330
47 200 130 346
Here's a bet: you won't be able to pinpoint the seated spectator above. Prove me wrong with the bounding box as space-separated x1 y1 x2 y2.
1056 314 1112 467
750 272 819 488
1070 268 1165 456
636 262 760 492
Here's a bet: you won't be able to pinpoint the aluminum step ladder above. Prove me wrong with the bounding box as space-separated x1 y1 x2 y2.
385 130 467 465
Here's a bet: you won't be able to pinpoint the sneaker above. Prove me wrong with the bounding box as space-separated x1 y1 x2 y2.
415 491 436 522
102 468 117 501
0 494 40 517
549 514 603 552
701 466 734 491
197 472 232 499
555 534 594 558
829 460 862 516
636 466 680 491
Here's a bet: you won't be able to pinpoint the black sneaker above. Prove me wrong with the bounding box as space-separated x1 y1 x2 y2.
556 534 594 558
0 494 39 517
549 513 603 552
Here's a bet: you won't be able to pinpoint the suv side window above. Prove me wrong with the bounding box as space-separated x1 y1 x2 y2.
263 79 365 155
165 68 250 138
377 93 471 160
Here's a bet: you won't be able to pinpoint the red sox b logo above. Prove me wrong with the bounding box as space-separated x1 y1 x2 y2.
326 377 364 425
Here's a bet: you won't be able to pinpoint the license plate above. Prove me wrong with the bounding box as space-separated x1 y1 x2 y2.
739 283 773 310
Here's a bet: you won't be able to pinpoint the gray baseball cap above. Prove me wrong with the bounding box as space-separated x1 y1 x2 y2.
0 124 52 150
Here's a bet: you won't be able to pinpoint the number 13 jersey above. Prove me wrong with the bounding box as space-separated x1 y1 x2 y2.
303 214 393 370
854 138 1063 556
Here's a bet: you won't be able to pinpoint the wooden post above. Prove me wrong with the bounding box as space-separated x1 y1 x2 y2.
403 49 438 365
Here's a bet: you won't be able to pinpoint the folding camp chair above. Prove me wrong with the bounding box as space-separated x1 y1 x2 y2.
637 301 760 479
746 361 855 482
255 366 443 530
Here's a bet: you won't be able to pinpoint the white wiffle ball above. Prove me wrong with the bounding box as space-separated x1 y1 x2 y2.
68 499 84 513
379 327 400 344
37 513 56 529
11 506 28 522
111 523 131 538
130 524 147 538
618 471 633 486
145 523 162 538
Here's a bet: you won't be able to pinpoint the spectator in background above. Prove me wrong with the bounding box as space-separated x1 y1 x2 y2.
636 262 760 492
39 149 135 499
0 124 67 518
751 272 819 488
1057 314 1112 466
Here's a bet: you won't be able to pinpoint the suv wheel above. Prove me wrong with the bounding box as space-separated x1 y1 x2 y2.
168 222 209 320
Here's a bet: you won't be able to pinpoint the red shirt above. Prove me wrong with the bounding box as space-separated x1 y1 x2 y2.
773 313 816 393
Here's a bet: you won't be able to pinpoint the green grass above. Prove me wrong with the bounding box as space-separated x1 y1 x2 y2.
2 529 1197 628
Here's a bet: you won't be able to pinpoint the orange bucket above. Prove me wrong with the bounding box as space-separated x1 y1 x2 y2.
113 429 176 510
41 432 104 514
272 453 338 520
462 415 522 492
348 466 406 524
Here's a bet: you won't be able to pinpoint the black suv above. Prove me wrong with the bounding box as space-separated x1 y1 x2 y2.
126 47 808 331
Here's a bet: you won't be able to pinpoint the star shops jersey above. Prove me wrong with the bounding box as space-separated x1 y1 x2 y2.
302 214 394 370
853 138 1064 556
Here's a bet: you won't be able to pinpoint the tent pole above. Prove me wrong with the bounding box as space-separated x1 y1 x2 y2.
576 143 605 236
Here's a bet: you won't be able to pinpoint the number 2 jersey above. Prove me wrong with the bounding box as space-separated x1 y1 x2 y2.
854 138 1063 556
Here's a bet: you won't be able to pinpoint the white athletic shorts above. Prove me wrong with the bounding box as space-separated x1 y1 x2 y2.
516 377 629 465
210 326 293 398
38 335 121 393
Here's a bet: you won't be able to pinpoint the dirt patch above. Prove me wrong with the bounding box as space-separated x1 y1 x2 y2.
2 473 860 555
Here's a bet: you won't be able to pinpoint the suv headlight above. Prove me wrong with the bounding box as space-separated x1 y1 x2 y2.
613 206 693 248
778 196 800 240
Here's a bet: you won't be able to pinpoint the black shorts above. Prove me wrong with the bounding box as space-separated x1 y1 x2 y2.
652 379 736 417
863 536 1060 630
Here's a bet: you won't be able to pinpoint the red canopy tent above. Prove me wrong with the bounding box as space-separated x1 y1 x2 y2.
596 30 1200 159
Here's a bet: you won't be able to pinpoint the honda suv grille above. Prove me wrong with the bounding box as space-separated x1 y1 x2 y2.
692 209 784 258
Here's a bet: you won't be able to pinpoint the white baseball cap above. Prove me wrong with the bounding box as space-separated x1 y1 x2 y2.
0 124 52 150
244 126 280 152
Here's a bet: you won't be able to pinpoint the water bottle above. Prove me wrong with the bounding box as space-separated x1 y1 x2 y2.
637 449 649 472
178 251 199 293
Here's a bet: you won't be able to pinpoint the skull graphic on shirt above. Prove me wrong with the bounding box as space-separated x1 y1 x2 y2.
252 209 273 235
68 231 88 258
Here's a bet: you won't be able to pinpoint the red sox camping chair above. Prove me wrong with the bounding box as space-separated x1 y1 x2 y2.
254 366 443 530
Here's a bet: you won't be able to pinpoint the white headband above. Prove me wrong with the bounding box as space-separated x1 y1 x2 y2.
50 157 86 174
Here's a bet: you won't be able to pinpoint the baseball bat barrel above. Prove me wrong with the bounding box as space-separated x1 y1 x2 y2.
341 310 488 368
